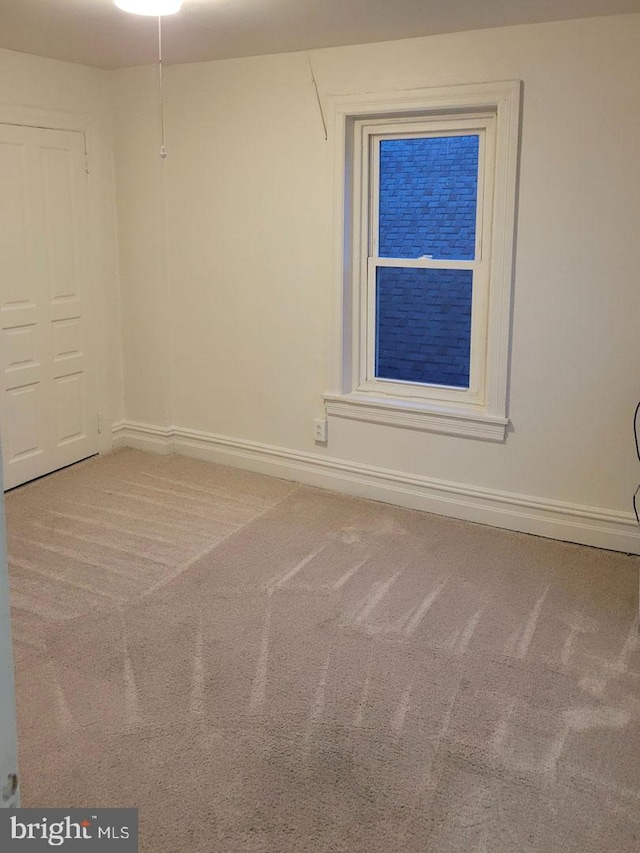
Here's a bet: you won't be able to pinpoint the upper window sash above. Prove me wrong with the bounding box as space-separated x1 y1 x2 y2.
367 121 491 263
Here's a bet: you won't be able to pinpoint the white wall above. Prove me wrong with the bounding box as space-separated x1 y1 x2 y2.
111 67 172 428
110 15 640 552
0 48 124 444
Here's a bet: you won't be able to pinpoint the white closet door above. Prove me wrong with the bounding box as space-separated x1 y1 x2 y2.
0 124 98 490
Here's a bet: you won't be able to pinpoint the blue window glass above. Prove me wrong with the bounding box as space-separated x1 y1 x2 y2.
375 267 472 388
378 135 479 260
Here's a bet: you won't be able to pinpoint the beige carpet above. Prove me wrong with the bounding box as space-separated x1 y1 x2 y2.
5 448 640 851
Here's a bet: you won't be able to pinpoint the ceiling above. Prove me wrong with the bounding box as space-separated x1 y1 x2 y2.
0 0 638 70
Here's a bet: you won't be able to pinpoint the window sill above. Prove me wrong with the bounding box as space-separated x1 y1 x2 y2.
323 392 508 442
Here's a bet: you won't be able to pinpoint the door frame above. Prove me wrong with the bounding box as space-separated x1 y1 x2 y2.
0 452 18 808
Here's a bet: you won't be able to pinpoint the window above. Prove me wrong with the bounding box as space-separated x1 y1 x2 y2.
324 82 521 441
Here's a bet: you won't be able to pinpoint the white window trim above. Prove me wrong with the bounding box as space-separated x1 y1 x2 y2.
323 81 522 442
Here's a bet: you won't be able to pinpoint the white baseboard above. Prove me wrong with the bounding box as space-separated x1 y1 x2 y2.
111 420 126 447
112 419 173 454
112 420 640 555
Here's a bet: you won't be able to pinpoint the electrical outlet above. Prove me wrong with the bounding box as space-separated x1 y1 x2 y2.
313 418 328 442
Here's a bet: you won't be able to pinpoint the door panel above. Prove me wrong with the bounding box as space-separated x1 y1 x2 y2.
0 124 97 490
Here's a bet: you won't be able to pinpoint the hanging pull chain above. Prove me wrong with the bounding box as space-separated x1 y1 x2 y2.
158 15 167 158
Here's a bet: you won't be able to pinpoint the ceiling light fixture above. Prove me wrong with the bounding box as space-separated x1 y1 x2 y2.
114 0 182 15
